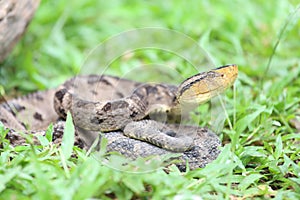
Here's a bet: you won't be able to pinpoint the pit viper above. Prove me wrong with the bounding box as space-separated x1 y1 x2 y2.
0 64 238 170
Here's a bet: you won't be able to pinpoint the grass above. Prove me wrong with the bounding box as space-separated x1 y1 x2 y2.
0 0 300 199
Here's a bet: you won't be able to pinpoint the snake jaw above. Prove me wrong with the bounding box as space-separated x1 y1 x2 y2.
176 64 238 106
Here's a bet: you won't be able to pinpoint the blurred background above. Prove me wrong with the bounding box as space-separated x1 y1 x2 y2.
0 0 299 94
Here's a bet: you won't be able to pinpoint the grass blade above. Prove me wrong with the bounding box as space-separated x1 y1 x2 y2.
61 112 75 160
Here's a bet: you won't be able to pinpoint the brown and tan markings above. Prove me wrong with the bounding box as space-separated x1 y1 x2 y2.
0 64 238 170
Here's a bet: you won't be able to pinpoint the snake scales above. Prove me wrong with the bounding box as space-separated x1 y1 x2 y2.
0 64 238 170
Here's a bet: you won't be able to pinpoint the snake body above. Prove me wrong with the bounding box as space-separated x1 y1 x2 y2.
0 64 238 170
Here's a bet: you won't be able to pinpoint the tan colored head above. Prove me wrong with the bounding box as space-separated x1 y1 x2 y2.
177 64 238 105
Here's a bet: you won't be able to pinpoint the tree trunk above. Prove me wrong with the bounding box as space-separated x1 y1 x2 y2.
0 0 40 62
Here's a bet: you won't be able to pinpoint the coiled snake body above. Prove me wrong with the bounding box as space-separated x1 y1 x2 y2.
0 64 238 170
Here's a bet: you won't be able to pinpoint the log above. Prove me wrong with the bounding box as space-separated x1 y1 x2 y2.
0 0 40 62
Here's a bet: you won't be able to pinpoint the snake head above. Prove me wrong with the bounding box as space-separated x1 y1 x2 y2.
176 64 238 106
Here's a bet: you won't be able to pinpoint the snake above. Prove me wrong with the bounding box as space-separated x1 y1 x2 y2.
0 64 238 171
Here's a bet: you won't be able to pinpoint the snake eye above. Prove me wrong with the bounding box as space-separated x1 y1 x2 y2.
165 131 176 137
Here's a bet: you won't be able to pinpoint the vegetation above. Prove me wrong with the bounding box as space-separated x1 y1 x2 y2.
0 0 299 199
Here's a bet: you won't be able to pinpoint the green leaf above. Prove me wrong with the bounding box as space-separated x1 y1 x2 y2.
238 174 263 190
61 112 75 160
122 175 145 194
274 135 283 160
242 146 267 158
0 167 21 192
235 105 266 134
36 135 49 147
45 123 54 142
71 158 108 200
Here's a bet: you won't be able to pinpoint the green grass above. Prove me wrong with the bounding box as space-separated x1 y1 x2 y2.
1 0 300 199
